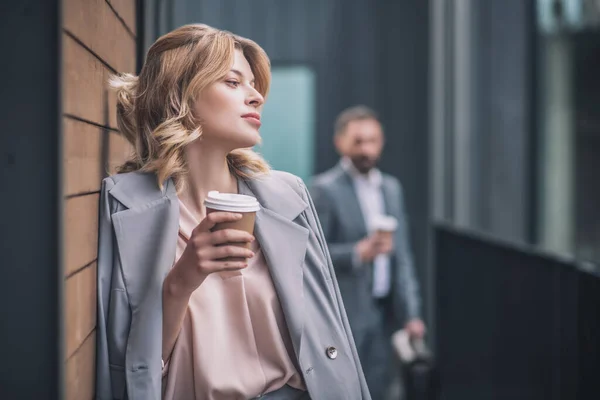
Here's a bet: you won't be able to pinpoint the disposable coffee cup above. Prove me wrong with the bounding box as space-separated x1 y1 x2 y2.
204 191 261 262
370 215 398 240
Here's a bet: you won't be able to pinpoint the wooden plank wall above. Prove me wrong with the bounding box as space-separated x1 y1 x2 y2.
62 1 136 398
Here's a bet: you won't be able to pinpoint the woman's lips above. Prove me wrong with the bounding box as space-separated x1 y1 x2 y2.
242 114 261 127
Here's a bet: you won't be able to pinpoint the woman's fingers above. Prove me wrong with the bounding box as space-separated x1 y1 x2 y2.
183 211 257 277
208 244 254 261
193 211 243 234
209 229 254 246
202 259 249 272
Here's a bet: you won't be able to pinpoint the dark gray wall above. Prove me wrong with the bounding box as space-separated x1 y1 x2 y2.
470 0 535 242
0 1 63 398
574 32 600 263
374 2 431 319
145 0 432 322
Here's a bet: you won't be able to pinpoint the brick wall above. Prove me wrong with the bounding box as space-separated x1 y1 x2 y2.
62 0 136 398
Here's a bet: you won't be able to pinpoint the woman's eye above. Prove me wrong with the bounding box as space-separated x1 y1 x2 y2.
226 80 240 87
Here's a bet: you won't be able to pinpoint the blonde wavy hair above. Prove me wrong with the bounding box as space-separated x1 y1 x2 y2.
110 24 271 189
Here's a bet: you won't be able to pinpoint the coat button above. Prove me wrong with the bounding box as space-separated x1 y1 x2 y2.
326 346 338 360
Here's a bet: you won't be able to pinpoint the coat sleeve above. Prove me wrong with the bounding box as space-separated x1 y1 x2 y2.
299 177 372 400
95 177 116 400
308 181 358 274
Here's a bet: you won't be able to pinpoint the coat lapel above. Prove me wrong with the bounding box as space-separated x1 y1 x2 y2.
337 166 368 236
239 175 309 358
381 177 398 217
109 174 179 310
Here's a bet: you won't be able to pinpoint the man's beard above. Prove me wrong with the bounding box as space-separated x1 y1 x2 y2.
351 155 378 174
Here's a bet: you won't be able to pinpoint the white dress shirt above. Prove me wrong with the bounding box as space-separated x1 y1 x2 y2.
341 158 392 298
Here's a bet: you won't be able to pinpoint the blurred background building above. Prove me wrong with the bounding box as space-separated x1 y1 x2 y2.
1 0 599 399
431 0 600 263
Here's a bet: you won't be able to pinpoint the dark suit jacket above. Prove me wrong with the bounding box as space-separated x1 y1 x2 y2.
310 163 421 333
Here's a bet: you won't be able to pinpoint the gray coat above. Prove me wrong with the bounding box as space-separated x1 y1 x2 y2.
310 164 421 334
95 170 371 400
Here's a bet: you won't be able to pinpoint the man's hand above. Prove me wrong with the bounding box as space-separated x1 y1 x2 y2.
372 231 394 255
356 231 395 264
355 236 379 263
405 318 426 339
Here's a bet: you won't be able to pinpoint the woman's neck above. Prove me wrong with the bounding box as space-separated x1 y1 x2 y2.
179 141 238 220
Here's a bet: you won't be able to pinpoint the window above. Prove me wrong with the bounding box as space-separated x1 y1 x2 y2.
535 0 600 263
255 65 316 182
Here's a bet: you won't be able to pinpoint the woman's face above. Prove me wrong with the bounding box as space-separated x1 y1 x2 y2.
193 49 265 150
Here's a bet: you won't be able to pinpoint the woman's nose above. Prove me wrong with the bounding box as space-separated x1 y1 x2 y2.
246 87 264 108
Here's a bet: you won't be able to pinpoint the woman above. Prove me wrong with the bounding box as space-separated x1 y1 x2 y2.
95 24 370 400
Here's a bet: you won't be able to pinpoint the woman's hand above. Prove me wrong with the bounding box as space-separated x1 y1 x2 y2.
162 211 254 362
165 211 255 297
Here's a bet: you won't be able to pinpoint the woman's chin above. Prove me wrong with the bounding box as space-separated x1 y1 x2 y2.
233 131 261 149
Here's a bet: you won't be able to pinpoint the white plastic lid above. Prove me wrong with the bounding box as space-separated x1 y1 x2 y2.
204 191 261 213
370 215 398 232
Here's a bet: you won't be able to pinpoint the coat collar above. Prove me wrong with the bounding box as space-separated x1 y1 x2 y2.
108 172 177 210
107 171 308 220
239 172 308 221
340 157 383 187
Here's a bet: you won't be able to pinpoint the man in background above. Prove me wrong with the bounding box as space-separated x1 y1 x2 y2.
310 105 425 399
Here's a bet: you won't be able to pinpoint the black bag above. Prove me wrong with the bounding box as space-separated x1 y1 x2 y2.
391 331 440 400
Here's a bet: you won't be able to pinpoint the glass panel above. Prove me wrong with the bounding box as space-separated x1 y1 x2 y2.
535 0 600 263
256 65 316 182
